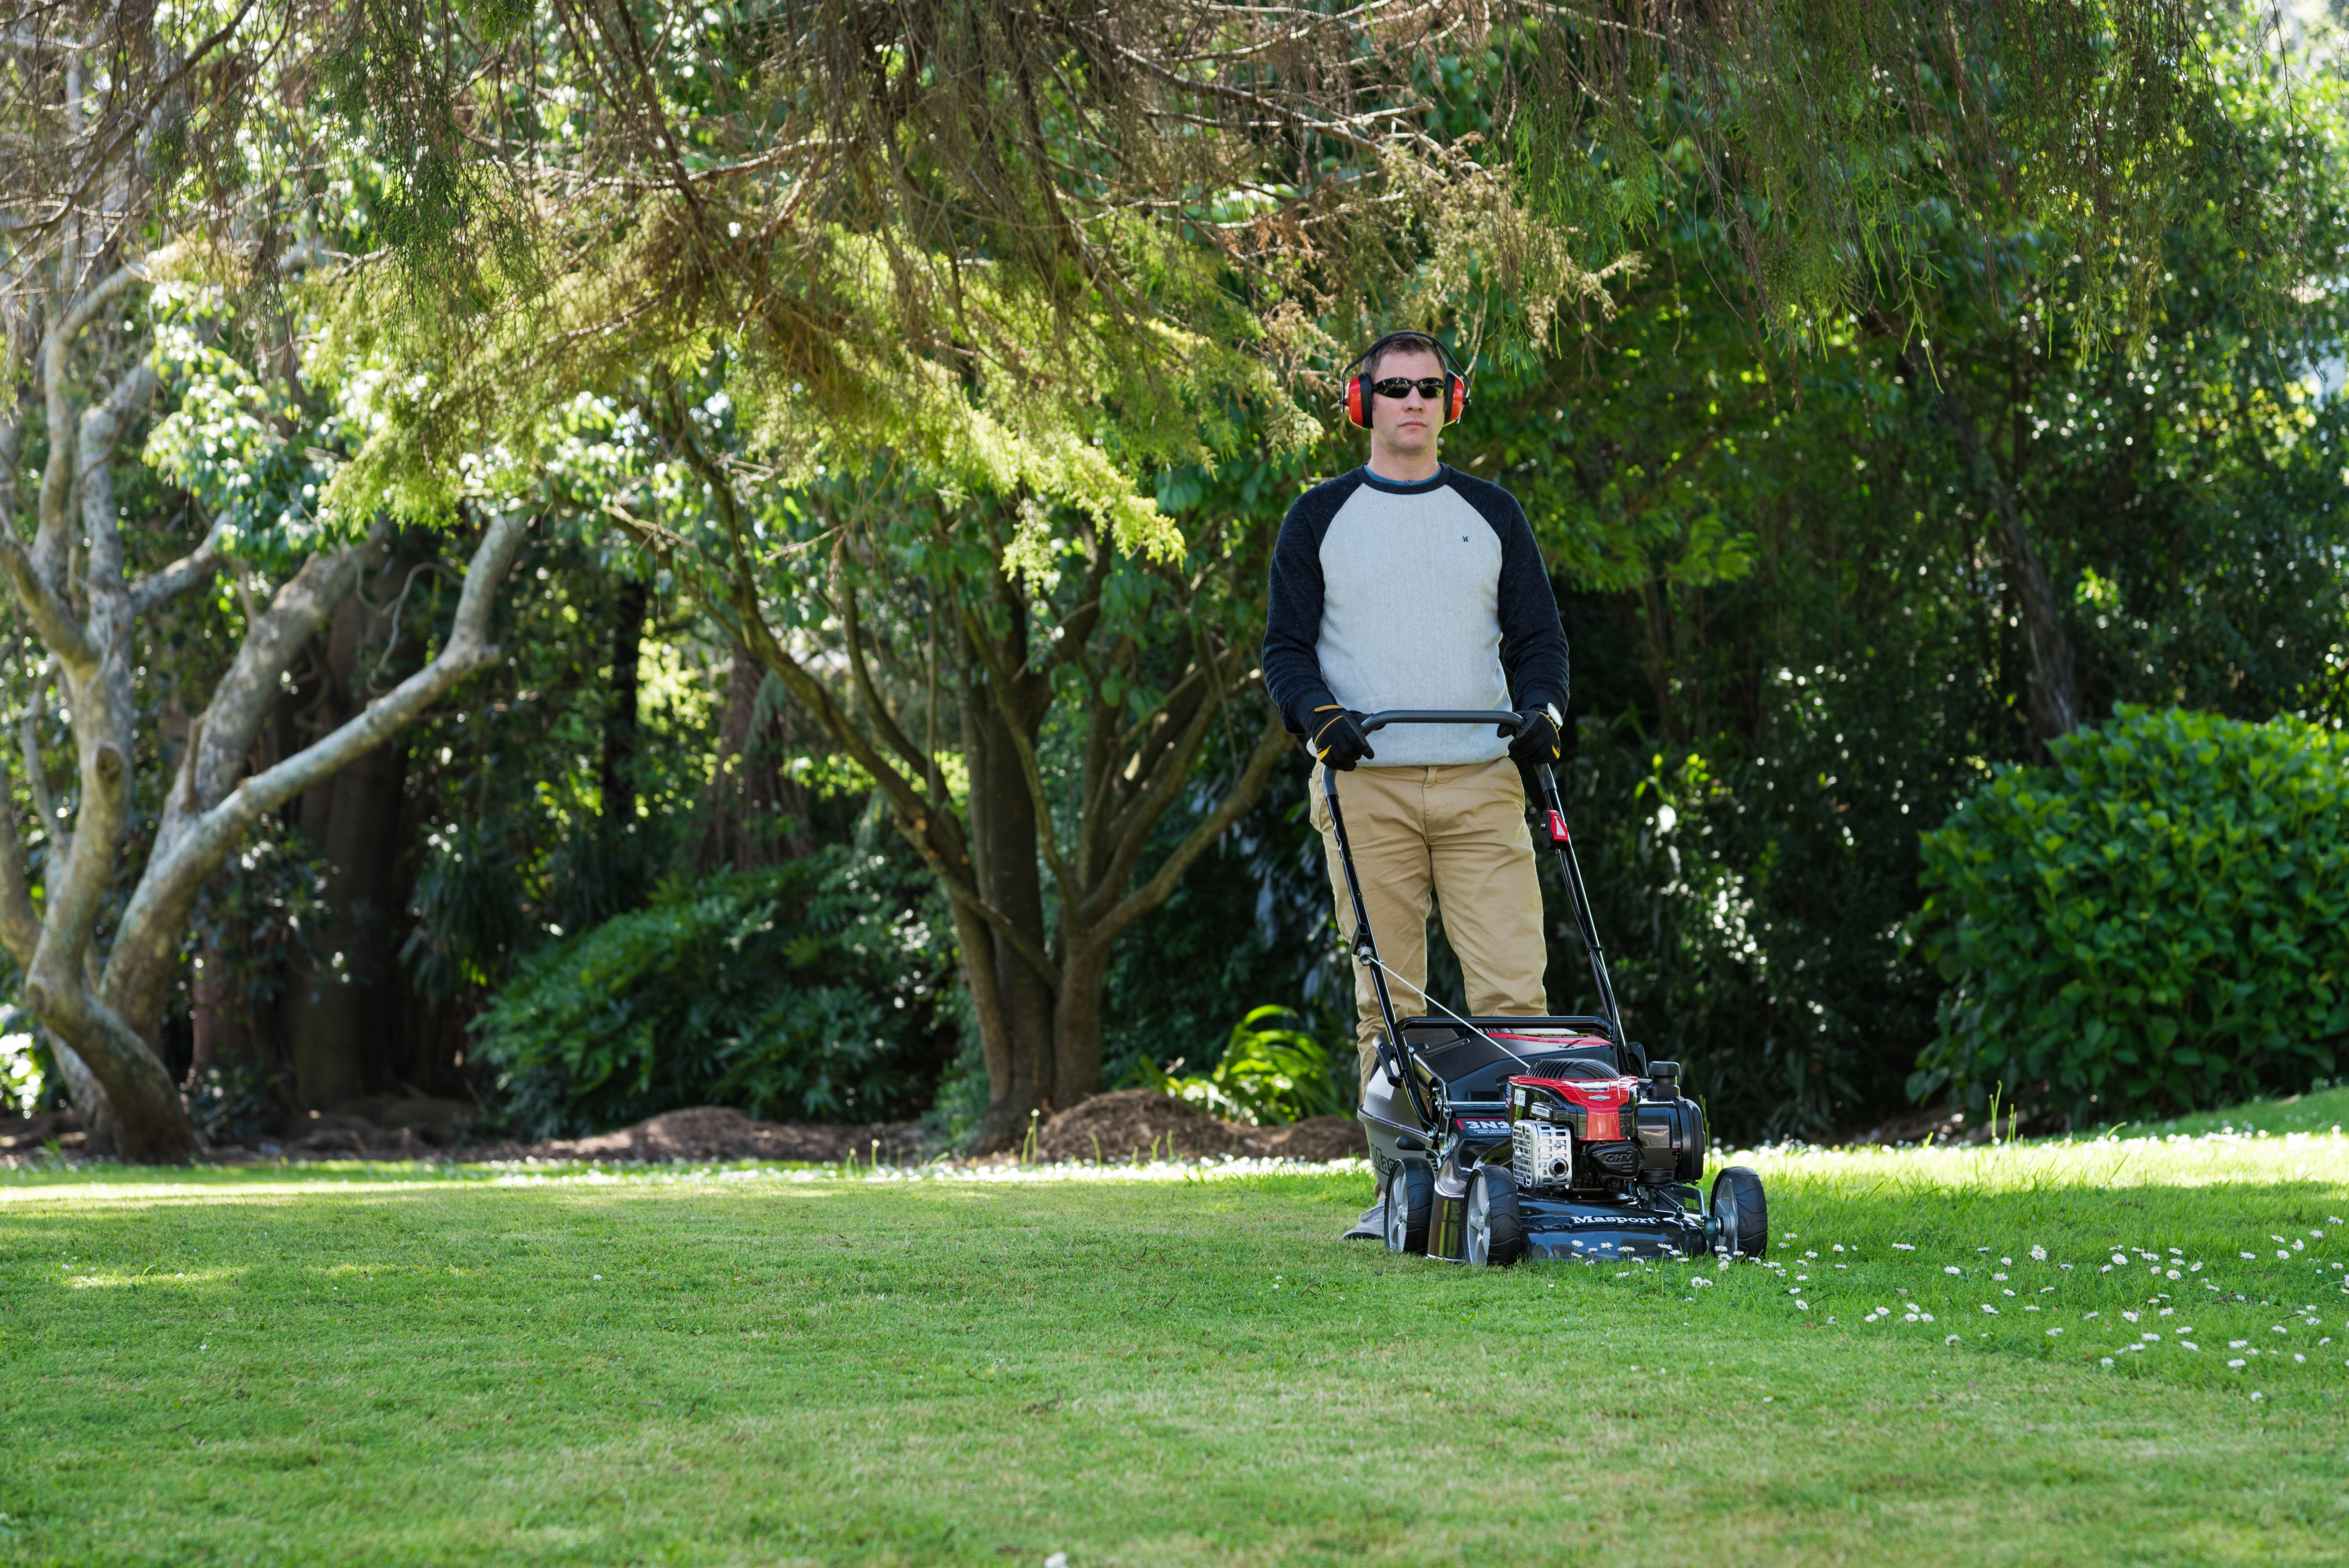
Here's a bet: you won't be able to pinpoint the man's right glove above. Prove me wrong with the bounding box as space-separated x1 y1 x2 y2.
1506 706 1562 765
1311 706 1377 771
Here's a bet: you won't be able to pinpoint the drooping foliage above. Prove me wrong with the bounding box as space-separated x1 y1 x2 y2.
1512 0 2291 350
292 0 2335 540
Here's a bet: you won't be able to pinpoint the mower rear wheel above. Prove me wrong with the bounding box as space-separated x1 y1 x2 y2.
1464 1165 1524 1267
1710 1165 1768 1258
1384 1161 1433 1255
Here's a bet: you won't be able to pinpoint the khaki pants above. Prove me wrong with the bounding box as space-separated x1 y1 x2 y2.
1310 757 1549 1087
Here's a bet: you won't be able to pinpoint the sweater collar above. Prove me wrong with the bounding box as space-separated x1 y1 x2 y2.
1358 462 1451 495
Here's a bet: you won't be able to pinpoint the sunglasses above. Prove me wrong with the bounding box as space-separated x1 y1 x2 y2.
1370 376 1449 400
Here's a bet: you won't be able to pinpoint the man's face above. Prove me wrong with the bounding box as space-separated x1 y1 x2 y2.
1368 346 1446 458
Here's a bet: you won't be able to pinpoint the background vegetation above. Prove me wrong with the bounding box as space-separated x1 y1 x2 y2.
0 0 2345 1149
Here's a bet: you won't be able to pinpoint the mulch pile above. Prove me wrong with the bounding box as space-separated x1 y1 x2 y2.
1035 1088 1366 1164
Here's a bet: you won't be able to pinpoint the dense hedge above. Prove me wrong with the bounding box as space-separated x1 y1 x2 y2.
474 851 955 1137
1914 706 2349 1121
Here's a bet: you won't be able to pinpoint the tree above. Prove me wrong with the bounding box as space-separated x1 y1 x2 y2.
1419 13 2349 1139
0 248 530 1160
310 1 1609 1147
0 284 527 1155
0 0 580 1157
621 420 1290 1147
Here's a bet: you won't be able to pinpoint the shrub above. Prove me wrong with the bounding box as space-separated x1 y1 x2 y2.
473 850 954 1137
1131 1006 1350 1125
1913 705 2349 1121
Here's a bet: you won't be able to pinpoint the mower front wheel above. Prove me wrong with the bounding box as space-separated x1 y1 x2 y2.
1383 1160 1433 1255
1710 1165 1768 1258
1464 1165 1524 1267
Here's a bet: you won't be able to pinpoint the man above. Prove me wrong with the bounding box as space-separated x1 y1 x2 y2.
1261 330 1570 1093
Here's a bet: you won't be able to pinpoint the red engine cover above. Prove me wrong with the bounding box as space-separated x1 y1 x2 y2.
1509 1073 1639 1141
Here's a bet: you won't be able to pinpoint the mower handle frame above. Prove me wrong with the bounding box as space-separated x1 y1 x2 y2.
1319 709 1629 1126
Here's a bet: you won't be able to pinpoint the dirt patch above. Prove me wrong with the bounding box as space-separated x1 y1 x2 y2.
1035 1090 1366 1164
1036 1089 1239 1161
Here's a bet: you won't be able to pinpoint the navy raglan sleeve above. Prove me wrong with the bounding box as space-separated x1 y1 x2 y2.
1457 478 1569 715
1261 481 1349 735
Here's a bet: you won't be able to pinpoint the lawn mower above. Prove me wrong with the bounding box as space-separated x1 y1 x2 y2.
1332 711 1768 1266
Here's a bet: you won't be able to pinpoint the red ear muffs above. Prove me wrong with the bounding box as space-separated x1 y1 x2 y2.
1341 345 1468 428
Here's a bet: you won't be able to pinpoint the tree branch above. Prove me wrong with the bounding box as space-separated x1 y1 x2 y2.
16 659 61 860
1089 641 1246 922
0 721 42 970
0 531 98 670
76 362 159 599
840 576 942 786
128 516 227 618
36 259 148 580
1098 706 1291 940
1056 14 1386 154
102 514 531 1006
176 526 386 827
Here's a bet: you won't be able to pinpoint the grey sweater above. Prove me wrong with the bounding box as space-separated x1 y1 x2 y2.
1261 465 1569 767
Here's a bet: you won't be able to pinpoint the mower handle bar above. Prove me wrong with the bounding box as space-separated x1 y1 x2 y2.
1355 708 1524 736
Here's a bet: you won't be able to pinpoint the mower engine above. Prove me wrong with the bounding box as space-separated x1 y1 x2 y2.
1508 1070 1704 1196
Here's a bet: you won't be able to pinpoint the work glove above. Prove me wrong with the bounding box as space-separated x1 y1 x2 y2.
1506 706 1562 765
1311 706 1377 771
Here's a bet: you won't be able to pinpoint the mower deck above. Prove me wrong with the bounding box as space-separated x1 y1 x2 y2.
1514 1195 1710 1261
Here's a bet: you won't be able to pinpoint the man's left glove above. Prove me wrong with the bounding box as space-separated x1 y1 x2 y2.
1506 706 1562 765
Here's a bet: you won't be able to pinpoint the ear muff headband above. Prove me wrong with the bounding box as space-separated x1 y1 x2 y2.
1343 331 1469 429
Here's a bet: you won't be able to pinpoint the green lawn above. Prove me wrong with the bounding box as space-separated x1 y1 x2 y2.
4 1099 2349 1566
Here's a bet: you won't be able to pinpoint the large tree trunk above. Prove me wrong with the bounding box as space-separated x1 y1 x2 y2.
1051 939 1113 1112
279 551 419 1108
188 941 259 1087
278 733 409 1108
961 658 1062 1149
